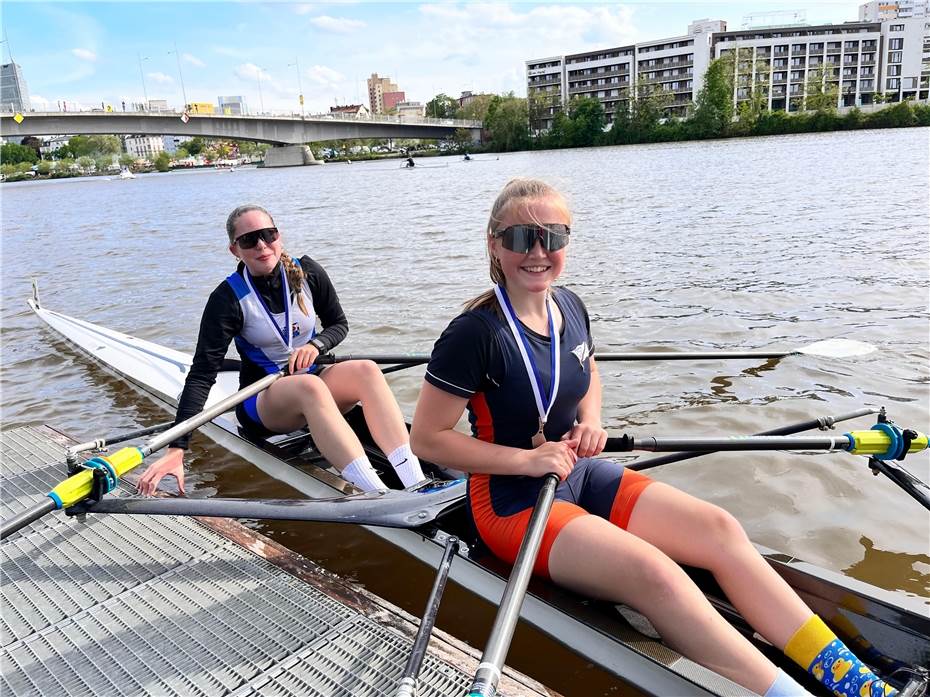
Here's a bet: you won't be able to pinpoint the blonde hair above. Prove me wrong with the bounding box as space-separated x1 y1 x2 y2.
465 178 571 313
226 204 310 315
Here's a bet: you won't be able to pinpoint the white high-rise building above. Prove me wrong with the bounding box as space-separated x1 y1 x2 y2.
860 1 930 21
0 62 31 113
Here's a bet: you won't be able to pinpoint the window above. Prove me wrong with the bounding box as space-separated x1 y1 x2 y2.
890 24 904 31
888 65 901 76
888 51 902 63
886 78 900 89
860 79 874 90
903 77 918 89
889 38 903 50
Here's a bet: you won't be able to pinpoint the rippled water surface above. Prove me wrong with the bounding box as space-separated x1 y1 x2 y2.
2 128 929 695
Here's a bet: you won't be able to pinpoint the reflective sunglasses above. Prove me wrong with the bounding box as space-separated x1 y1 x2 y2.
234 226 279 250
493 224 571 254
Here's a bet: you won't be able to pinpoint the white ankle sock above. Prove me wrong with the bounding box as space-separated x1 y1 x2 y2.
387 443 426 487
764 669 812 697
341 456 387 492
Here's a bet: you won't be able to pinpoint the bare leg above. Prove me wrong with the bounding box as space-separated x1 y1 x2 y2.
626 482 813 650
256 374 363 470
548 514 778 695
320 360 410 454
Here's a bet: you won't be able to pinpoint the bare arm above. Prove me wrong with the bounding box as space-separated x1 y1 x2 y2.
411 381 577 480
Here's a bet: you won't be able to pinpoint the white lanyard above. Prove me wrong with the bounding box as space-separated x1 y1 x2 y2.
494 284 560 443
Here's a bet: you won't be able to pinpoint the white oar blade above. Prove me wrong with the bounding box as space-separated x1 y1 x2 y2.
797 339 876 358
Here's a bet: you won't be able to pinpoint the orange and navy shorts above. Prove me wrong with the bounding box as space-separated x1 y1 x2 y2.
468 458 653 579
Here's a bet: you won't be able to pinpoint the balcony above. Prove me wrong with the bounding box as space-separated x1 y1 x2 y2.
791 48 806 56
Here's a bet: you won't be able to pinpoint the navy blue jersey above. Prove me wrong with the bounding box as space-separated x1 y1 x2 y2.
426 287 595 448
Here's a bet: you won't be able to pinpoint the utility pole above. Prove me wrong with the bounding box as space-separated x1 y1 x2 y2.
138 54 149 110
170 40 188 109
288 57 304 116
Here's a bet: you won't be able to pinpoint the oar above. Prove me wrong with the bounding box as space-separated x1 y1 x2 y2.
315 339 876 369
603 424 930 511
628 407 880 471
396 535 460 697
468 473 559 697
64 420 176 469
64 479 467 527
0 371 284 540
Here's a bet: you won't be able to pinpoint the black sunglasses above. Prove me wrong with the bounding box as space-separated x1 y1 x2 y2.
493 224 570 254
234 227 280 250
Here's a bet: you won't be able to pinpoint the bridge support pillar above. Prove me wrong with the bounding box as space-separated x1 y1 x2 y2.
262 145 320 167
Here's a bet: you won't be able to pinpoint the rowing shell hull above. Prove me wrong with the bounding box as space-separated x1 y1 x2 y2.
28 299 930 696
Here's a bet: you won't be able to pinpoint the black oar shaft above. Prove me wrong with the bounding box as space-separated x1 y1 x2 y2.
396 536 459 697
606 435 854 453
469 473 558 697
1 499 55 540
628 408 879 471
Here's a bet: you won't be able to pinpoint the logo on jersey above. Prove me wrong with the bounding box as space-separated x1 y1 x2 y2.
291 322 301 338
571 342 590 369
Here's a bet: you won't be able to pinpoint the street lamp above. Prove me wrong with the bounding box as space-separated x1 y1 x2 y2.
138 54 149 110
256 66 265 114
288 57 304 117
168 40 188 110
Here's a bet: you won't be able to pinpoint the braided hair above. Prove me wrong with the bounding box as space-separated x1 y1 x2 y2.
226 204 310 315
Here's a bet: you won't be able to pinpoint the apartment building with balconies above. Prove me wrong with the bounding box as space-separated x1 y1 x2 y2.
526 56 565 132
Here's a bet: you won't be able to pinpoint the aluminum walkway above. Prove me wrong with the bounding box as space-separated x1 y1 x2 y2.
1 425 558 697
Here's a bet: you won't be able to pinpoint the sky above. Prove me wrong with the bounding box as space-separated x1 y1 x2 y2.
3 1 863 115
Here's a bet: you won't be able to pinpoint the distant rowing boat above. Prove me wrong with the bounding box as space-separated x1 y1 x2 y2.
23 296 930 697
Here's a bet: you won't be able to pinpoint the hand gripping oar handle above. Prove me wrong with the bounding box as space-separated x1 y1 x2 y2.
0 371 284 540
468 473 559 697
396 536 460 697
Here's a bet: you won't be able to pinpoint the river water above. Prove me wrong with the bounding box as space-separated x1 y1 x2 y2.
2 128 928 695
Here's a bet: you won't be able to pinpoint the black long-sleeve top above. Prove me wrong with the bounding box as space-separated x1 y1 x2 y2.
170 256 348 449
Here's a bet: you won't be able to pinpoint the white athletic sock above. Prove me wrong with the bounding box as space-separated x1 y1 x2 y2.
341 456 387 492
387 443 426 487
763 669 812 697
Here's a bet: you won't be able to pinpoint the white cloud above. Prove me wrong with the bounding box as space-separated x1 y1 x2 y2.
305 65 344 87
147 72 174 84
235 63 272 81
72 48 97 62
183 53 205 68
30 94 51 110
308 15 365 33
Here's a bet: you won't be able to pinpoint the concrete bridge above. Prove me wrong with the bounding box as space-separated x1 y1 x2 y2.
1 110 483 166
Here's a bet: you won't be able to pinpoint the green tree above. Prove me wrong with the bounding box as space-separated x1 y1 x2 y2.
173 147 189 160
425 93 458 119
690 53 734 138
803 66 838 112
76 155 95 172
95 155 113 173
1 163 16 177
484 94 530 151
0 142 38 164
565 97 606 147
181 137 204 156
456 94 494 121
154 151 171 172
119 153 135 167
36 160 52 175
67 135 121 157
452 128 474 152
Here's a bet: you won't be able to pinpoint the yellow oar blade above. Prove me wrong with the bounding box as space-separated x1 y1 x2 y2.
47 447 143 509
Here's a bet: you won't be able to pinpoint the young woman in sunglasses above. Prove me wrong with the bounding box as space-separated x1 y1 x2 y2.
410 179 896 697
138 204 425 496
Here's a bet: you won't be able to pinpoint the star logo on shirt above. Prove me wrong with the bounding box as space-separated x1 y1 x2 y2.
571 342 590 369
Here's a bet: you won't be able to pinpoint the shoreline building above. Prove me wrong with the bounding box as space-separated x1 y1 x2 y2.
1 62 31 113
859 1 930 20
218 96 247 116
396 101 426 119
124 135 165 160
526 20 723 131
367 73 405 114
330 104 371 117
527 15 929 131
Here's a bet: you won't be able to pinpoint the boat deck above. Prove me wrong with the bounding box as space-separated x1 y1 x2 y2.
1 425 560 697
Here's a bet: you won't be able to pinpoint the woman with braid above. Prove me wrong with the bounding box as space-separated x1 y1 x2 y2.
138 204 425 495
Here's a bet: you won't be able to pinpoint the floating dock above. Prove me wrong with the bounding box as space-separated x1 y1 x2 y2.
1 425 559 697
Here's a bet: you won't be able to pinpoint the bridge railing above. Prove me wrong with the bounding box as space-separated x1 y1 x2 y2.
2 108 482 130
